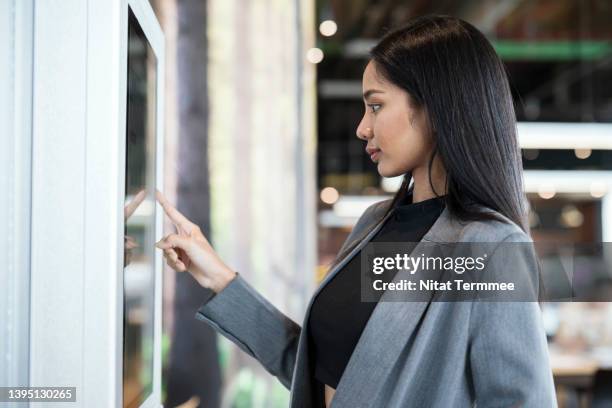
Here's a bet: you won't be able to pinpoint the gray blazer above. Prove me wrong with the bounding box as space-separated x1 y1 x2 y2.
195 199 557 407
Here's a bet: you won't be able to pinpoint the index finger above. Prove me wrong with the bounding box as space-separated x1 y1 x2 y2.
156 190 195 234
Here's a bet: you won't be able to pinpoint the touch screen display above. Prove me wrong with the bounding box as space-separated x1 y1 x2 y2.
123 7 157 408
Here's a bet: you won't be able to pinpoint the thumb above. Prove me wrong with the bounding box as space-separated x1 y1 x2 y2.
155 233 191 251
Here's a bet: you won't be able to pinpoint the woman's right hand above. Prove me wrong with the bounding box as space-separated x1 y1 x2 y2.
155 191 236 293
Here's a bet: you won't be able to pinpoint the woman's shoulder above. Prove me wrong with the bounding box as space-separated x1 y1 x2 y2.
358 198 532 244
363 198 394 219
339 198 391 241
350 198 394 236
456 204 532 244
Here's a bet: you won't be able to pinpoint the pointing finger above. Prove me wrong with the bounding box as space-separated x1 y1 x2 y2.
156 191 195 234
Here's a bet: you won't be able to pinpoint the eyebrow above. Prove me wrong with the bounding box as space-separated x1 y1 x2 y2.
363 89 384 100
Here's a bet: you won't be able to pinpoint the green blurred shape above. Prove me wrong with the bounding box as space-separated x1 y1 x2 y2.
493 40 612 61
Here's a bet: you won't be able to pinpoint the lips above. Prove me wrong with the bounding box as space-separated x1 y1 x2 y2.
366 146 381 162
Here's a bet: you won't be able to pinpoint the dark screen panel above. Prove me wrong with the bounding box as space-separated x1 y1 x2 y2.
123 7 157 408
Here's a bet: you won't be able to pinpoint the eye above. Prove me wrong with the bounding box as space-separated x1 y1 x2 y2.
367 104 381 113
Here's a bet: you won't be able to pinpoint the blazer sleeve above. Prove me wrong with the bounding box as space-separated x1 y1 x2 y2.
195 272 300 389
468 232 557 407
195 199 389 389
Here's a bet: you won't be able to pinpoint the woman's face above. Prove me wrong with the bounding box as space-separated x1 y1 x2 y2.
356 60 435 178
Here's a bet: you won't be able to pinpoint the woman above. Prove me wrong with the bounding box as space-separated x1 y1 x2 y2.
156 15 556 407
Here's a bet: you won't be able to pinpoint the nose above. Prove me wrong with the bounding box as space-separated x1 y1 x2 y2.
356 117 373 141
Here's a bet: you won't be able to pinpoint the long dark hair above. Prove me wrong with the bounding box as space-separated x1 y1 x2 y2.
327 15 529 274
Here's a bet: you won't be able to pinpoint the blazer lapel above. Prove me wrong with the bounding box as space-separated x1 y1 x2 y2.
310 204 396 302
330 205 463 407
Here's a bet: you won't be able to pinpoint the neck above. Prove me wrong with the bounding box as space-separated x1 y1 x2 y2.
410 159 447 204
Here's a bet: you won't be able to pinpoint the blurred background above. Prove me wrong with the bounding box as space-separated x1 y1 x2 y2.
149 0 612 407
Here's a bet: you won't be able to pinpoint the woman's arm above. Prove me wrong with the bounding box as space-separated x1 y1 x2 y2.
191 200 388 389
156 192 388 389
468 233 557 407
195 272 301 389
154 192 301 388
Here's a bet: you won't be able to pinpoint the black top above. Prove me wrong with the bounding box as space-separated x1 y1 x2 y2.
308 190 446 388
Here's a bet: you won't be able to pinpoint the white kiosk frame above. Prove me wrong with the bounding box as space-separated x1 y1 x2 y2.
28 0 164 406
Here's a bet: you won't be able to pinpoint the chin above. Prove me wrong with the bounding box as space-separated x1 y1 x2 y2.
377 163 404 178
